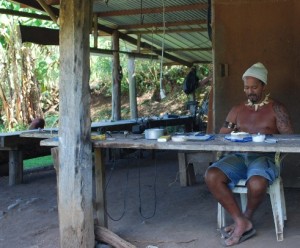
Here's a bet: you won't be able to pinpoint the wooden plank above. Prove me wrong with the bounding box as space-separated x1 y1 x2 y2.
58 0 94 247
8 150 23 186
41 134 300 154
112 30 121 120
128 56 138 119
94 148 107 227
94 225 136 248
178 152 188 186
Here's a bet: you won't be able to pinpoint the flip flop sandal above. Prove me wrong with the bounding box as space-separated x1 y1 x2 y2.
220 226 234 239
221 228 256 247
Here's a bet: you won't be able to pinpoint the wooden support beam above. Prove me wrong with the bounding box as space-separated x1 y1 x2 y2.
93 14 98 48
94 148 107 227
59 0 94 247
8 150 23 186
111 30 121 121
36 0 59 23
128 56 138 119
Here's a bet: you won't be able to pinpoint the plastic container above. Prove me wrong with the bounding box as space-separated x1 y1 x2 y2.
252 134 266 142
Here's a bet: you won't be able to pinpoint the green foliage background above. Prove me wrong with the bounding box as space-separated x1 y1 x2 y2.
0 0 212 132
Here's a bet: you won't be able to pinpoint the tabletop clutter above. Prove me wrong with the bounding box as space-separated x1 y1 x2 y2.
90 129 279 144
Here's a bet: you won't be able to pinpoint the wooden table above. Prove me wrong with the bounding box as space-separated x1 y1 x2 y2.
40 134 300 227
0 130 56 185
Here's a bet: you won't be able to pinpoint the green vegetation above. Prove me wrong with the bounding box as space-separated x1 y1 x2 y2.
0 1 212 132
23 155 53 170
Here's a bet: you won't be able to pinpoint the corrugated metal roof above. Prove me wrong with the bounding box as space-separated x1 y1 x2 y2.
7 0 212 66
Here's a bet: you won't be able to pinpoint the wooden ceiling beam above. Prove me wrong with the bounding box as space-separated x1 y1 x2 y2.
118 19 206 30
98 24 193 67
10 0 59 16
0 8 52 20
96 3 208 17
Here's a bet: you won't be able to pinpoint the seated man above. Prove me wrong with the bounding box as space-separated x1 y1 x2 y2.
205 62 293 246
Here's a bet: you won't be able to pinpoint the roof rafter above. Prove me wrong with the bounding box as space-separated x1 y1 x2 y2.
96 3 208 17
118 19 206 30
124 27 207 35
98 24 193 67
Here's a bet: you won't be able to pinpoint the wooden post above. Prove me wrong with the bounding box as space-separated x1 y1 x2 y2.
94 148 107 227
59 0 94 247
178 152 188 187
8 150 23 186
112 30 121 121
128 55 138 119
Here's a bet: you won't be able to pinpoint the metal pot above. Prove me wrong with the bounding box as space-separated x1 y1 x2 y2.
144 128 164 140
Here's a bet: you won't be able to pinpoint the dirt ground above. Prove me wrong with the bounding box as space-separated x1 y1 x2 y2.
1 150 300 248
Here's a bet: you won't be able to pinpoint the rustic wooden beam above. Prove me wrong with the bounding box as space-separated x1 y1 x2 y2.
45 0 60 5
10 0 59 16
98 24 193 67
111 30 121 121
59 0 94 247
36 0 58 23
128 56 138 119
0 8 52 21
94 225 136 248
94 148 107 227
8 150 23 186
96 3 208 17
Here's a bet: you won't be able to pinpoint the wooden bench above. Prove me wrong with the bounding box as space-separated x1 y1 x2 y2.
0 130 53 186
177 151 214 186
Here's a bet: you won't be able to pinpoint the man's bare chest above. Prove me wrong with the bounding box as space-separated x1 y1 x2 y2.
236 105 277 134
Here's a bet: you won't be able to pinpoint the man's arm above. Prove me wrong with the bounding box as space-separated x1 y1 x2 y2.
219 105 239 134
273 102 294 134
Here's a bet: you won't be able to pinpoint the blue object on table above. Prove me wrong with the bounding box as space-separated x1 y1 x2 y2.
224 135 252 142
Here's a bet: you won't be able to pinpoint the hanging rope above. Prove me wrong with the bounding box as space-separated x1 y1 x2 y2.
159 0 166 99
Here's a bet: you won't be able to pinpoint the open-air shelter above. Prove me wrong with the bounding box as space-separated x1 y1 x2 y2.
2 0 300 247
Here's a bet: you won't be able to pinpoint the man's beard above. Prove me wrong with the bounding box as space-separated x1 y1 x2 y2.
247 94 260 103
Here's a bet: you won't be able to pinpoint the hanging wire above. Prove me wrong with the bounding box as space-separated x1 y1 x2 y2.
159 0 166 99
140 0 144 25
104 155 130 221
138 152 158 219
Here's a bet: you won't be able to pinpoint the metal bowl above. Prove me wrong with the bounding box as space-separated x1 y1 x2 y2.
144 128 164 140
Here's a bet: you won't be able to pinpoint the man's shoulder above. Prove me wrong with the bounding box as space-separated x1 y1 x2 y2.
231 102 246 111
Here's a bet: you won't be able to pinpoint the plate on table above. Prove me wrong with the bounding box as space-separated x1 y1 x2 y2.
186 134 215 141
225 135 252 142
171 135 187 142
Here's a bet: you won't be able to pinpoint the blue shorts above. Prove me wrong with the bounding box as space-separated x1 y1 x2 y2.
208 152 279 189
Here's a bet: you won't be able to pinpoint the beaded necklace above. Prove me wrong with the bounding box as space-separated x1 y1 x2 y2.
245 93 270 111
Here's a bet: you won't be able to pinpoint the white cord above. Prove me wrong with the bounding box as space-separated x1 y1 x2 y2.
159 0 166 99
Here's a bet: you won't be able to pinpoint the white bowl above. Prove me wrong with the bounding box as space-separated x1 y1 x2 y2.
252 134 266 142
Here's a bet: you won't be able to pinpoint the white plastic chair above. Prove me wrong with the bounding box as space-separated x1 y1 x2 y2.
217 152 287 241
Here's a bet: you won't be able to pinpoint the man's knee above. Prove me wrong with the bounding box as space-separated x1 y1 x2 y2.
247 175 268 192
205 167 227 185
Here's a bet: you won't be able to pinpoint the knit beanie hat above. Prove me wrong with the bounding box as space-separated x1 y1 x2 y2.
242 62 268 84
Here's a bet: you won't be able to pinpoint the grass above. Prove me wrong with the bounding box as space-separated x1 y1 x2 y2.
23 155 53 170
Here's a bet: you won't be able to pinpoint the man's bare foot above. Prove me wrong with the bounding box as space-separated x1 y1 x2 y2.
220 224 235 238
222 218 253 246
222 228 256 246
